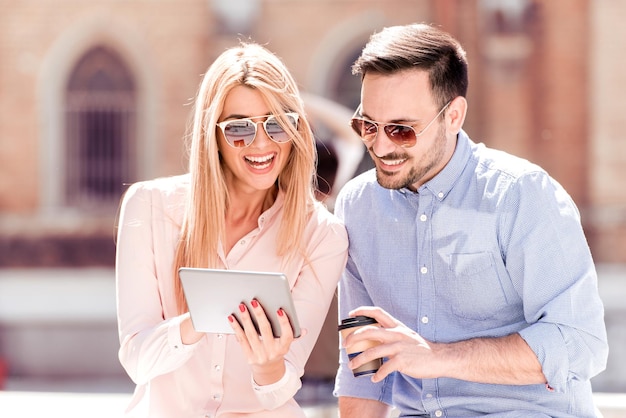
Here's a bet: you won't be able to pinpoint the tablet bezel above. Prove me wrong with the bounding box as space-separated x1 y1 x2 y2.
178 267 301 338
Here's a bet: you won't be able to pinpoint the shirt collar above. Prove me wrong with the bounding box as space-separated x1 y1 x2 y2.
398 130 471 201
414 130 472 201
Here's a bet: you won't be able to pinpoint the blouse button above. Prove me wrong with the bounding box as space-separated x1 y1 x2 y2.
240 240 246 245
213 393 221 400
214 365 221 372
217 334 223 339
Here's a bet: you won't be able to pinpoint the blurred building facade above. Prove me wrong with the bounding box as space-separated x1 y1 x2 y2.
0 0 624 266
1 0 626 391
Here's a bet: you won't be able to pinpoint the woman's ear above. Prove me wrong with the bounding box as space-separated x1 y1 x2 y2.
446 96 467 134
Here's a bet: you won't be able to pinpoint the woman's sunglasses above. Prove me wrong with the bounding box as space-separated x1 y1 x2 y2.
216 113 299 148
350 101 450 148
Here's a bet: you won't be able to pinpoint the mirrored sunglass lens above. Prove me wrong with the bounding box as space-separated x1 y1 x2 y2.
284 114 298 128
264 116 294 143
363 120 378 137
351 119 377 140
350 119 362 136
224 120 256 147
384 124 416 145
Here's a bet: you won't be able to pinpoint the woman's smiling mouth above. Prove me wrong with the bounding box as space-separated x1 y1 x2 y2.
244 153 276 170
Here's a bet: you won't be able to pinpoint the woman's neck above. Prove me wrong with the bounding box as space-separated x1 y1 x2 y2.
223 187 278 254
228 187 277 219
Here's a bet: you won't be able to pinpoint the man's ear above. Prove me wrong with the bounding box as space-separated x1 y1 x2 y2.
446 96 467 134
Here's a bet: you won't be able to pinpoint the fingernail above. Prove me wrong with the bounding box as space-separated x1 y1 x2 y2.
228 315 234 323
239 303 246 313
251 299 259 308
277 308 284 317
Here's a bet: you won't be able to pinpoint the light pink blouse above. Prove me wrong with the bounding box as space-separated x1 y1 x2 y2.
116 175 348 417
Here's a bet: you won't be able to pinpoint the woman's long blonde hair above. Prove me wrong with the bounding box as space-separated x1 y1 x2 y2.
173 43 318 314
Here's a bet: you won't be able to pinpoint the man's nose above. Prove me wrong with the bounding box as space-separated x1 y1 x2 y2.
370 129 398 156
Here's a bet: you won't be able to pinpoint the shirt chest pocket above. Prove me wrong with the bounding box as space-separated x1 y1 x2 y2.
445 252 509 321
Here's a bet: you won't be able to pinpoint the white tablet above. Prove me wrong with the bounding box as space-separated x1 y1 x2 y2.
178 267 301 338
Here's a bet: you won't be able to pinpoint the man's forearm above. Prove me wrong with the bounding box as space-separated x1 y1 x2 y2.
437 333 546 385
338 396 392 418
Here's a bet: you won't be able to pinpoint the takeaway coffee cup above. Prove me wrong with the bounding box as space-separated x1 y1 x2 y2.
338 315 382 377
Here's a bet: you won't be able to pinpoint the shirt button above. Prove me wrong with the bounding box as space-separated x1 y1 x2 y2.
420 266 428 274
240 240 246 245
213 393 221 400
435 410 443 417
420 214 427 221
426 393 433 398
214 365 221 372
217 334 223 339
421 316 429 324
438 192 444 198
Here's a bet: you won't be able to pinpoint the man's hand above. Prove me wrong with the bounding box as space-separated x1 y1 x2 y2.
344 306 442 383
345 306 546 385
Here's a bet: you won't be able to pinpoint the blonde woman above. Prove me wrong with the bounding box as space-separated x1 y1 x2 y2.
116 43 348 417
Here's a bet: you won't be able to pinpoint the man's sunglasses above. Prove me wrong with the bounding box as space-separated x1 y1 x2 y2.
350 101 450 148
216 113 299 148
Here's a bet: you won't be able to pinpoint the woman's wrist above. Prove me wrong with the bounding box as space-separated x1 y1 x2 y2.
180 315 204 345
251 358 286 386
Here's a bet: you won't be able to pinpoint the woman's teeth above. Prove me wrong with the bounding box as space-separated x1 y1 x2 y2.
245 154 274 169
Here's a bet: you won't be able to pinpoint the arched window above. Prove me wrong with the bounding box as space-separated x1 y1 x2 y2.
65 46 136 209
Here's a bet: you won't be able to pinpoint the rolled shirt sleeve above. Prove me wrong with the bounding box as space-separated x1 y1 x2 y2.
503 171 608 392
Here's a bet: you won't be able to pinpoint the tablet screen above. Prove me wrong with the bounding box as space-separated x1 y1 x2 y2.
179 267 301 338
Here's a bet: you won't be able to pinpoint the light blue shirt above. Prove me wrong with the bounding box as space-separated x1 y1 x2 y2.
333 131 608 417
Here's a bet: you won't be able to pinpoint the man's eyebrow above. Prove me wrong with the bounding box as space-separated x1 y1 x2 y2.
359 112 420 124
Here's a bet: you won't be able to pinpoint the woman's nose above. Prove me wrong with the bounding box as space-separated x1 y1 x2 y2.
253 121 273 146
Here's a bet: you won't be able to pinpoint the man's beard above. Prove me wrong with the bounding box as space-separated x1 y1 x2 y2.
373 123 447 191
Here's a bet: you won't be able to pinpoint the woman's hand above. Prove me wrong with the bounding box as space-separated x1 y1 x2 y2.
229 299 305 385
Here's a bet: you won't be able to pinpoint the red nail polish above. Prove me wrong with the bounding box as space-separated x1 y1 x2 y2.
228 315 234 323
277 308 284 317
239 303 246 313
251 299 259 308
